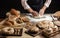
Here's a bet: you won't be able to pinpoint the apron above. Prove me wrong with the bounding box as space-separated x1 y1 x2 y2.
20 0 43 13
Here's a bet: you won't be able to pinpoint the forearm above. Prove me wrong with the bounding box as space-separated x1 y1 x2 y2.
41 5 47 11
21 0 35 13
44 0 52 8
27 8 35 13
39 6 46 15
39 0 52 12
21 0 38 16
21 0 30 9
39 5 47 15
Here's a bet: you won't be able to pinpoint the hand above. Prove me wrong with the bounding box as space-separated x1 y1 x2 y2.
39 9 45 16
31 11 38 16
39 6 47 16
26 8 38 16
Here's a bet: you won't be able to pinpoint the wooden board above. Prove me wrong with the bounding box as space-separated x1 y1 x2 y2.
25 29 42 37
42 30 60 38
0 26 23 36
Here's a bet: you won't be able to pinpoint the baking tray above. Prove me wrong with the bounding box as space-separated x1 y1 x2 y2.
42 30 60 38
25 29 42 37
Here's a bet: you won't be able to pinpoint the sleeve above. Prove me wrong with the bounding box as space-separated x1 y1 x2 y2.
21 0 31 10
44 0 52 7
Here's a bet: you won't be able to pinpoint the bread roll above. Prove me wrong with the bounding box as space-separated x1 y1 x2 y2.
37 20 49 28
47 28 53 33
10 9 20 17
54 21 60 26
21 17 29 22
37 20 54 28
53 11 60 17
48 21 54 28
28 26 39 34
2 27 14 34
52 26 58 31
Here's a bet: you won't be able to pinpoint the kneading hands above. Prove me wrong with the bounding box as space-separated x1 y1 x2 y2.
21 0 52 16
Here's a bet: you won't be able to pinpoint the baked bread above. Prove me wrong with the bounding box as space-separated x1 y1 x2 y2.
3 21 14 26
28 26 39 34
54 21 60 26
2 27 14 34
53 11 60 21
37 20 54 28
37 20 49 28
25 22 34 29
5 9 22 26
21 16 29 22
52 26 58 31
46 27 53 33
53 11 60 17
16 17 23 24
10 9 20 17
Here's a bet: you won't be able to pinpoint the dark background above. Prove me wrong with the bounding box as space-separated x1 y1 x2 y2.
45 0 60 14
0 0 60 18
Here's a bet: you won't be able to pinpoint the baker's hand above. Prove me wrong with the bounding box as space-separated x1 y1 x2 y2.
39 6 47 16
31 11 38 16
39 9 45 16
26 8 38 16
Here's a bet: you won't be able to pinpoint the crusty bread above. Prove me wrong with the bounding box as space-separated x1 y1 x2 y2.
21 17 29 22
3 9 22 26
2 27 14 34
46 27 53 33
3 21 14 26
53 11 60 17
54 21 60 26
37 20 54 28
10 9 20 17
29 26 39 32
37 20 49 28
